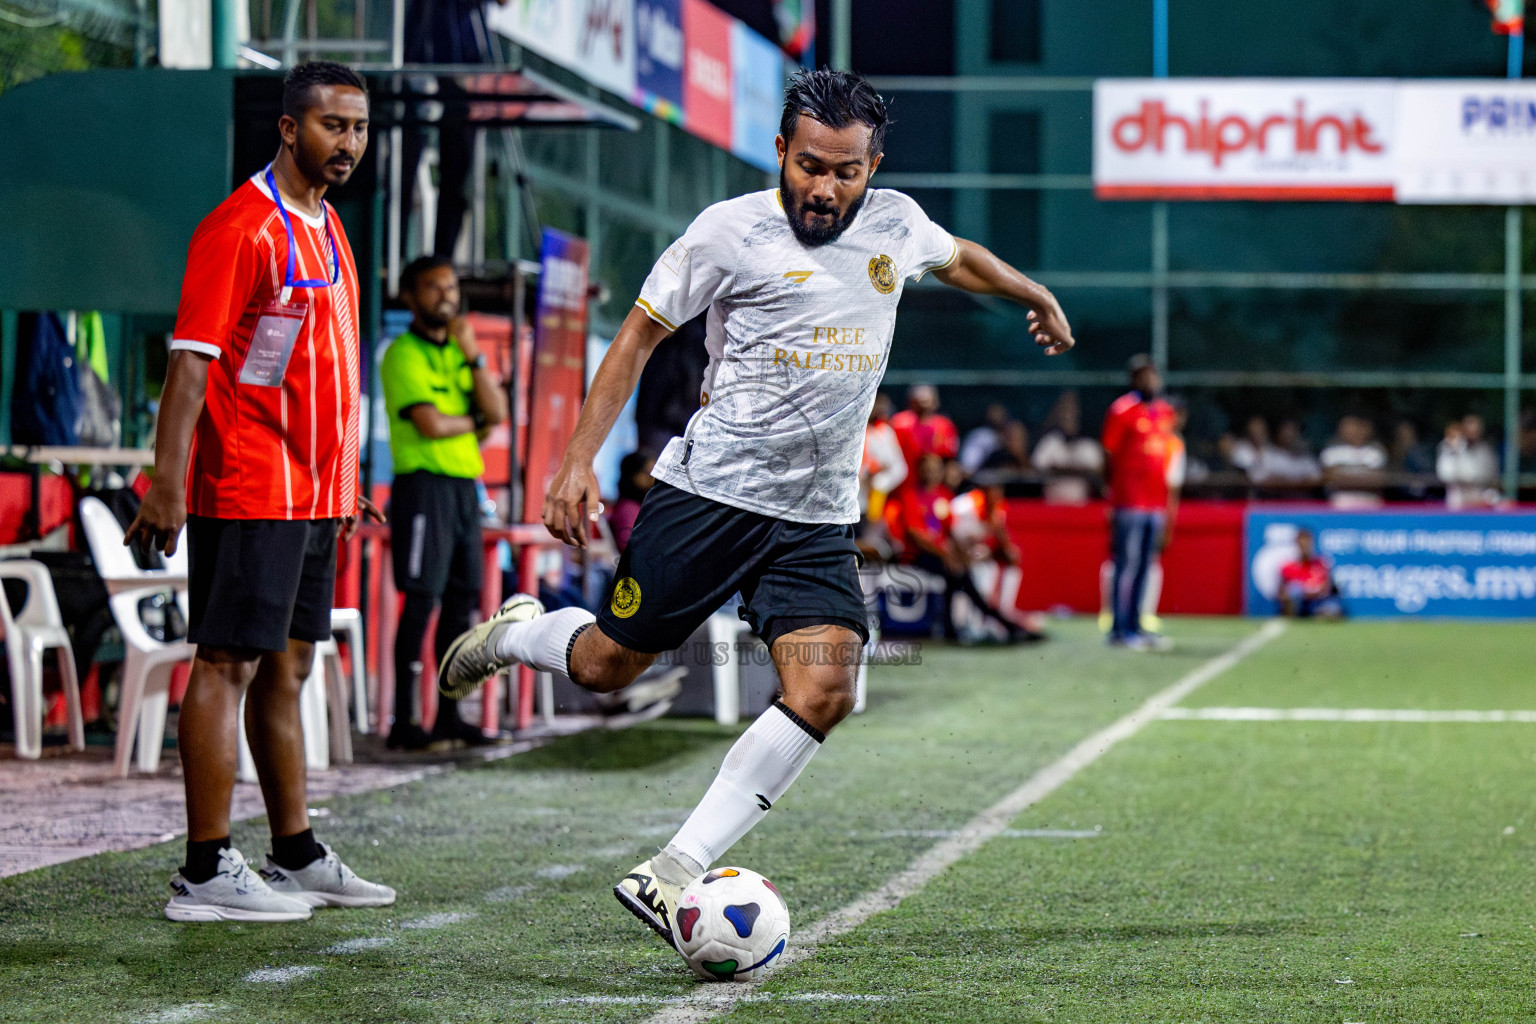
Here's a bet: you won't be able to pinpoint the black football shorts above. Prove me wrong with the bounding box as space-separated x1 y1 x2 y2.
596 482 870 655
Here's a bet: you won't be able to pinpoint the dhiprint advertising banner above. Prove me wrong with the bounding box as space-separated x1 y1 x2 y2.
1094 79 1399 201
1245 509 1536 618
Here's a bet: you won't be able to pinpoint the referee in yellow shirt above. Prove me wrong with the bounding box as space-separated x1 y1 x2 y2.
381 255 509 748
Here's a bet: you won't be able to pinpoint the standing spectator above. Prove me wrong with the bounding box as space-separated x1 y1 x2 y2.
886 454 1028 643
890 384 959 481
1277 528 1344 619
860 392 907 522
959 402 1010 473
125 63 393 921
380 255 509 750
1320 415 1388 508
1436 414 1501 509
609 449 657 553
1102 354 1176 650
1031 389 1103 504
979 420 1031 477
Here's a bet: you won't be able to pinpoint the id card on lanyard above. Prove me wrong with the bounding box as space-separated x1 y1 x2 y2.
238 166 340 387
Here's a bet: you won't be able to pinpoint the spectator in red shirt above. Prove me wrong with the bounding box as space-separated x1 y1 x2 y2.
1101 354 1176 650
1278 528 1344 619
886 454 1030 642
609 448 656 553
126 64 392 923
890 384 959 483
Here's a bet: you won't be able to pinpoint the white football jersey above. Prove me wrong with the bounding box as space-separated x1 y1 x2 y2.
636 187 957 524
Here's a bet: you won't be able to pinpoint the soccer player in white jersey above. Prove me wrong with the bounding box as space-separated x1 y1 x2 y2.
437 69 1075 952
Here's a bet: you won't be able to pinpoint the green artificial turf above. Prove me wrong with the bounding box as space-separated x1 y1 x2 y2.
4 618 1533 1023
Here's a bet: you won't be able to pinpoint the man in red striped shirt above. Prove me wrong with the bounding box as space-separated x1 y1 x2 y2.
127 62 392 922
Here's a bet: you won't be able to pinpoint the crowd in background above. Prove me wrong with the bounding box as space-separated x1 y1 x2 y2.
843 387 1536 512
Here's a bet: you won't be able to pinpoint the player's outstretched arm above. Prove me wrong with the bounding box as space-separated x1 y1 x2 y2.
931 238 1075 355
543 305 673 547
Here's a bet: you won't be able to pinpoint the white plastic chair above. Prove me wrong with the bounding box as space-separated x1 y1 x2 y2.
328 607 368 736
236 638 334 782
77 496 195 776
0 560 84 758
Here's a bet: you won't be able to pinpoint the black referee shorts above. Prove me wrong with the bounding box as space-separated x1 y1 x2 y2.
186 515 338 652
596 482 870 655
389 471 483 598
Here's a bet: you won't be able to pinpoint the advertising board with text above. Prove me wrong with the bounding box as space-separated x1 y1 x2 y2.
1094 79 1398 201
1245 508 1536 618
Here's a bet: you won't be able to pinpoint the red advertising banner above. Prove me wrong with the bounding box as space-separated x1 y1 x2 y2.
523 228 590 523
683 0 734 150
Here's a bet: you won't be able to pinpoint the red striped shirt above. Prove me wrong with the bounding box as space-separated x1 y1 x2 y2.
171 174 361 521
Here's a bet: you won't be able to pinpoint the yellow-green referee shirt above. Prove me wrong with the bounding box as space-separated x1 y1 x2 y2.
380 330 485 479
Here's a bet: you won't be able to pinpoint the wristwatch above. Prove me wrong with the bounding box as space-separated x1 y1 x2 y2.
469 353 488 370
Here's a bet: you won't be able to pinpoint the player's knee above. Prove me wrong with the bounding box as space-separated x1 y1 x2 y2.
797 672 857 729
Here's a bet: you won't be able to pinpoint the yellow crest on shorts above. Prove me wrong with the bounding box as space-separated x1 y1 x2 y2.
868 254 897 294
611 577 642 619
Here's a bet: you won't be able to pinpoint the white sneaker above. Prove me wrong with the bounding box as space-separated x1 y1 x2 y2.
260 842 397 908
165 847 313 923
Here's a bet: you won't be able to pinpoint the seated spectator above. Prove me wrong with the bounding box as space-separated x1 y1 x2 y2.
1277 528 1344 620
1387 419 1434 500
979 420 1031 477
890 384 959 481
1520 410 1536 475
959 402 1010 473
1436 414 1501 509
608 448 656 553
1031 390 1102 504
1229 416 1274 476
885 453 1031 643
1320 415 1387 507
1261 419 1324 495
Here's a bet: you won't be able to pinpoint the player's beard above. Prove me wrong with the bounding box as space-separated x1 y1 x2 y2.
780 165 868 247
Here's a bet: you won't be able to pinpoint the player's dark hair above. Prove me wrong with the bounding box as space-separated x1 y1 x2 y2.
399 254 454 296
780 69 890 156
283 60 368 120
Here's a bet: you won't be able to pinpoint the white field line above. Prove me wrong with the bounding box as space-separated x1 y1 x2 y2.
1162 707 1536 723
871 828 1101 839
640 620 1288 1024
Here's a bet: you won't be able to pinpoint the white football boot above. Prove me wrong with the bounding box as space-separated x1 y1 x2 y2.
259 842 396 908
614 858 685 948
436 595 545 700
165 847 313 923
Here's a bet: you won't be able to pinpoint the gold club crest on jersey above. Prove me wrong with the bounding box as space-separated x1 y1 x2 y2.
611 577 642 619
868 254 896 294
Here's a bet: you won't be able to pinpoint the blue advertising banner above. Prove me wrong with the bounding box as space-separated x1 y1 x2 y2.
730 19 785 172
635 0 684 122
1245 508 1536 618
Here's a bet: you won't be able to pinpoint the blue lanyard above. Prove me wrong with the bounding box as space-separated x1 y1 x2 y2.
265 165 339 292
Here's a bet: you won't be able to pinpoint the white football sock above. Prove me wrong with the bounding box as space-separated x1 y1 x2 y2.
663 701 824 873
492 606 596 675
